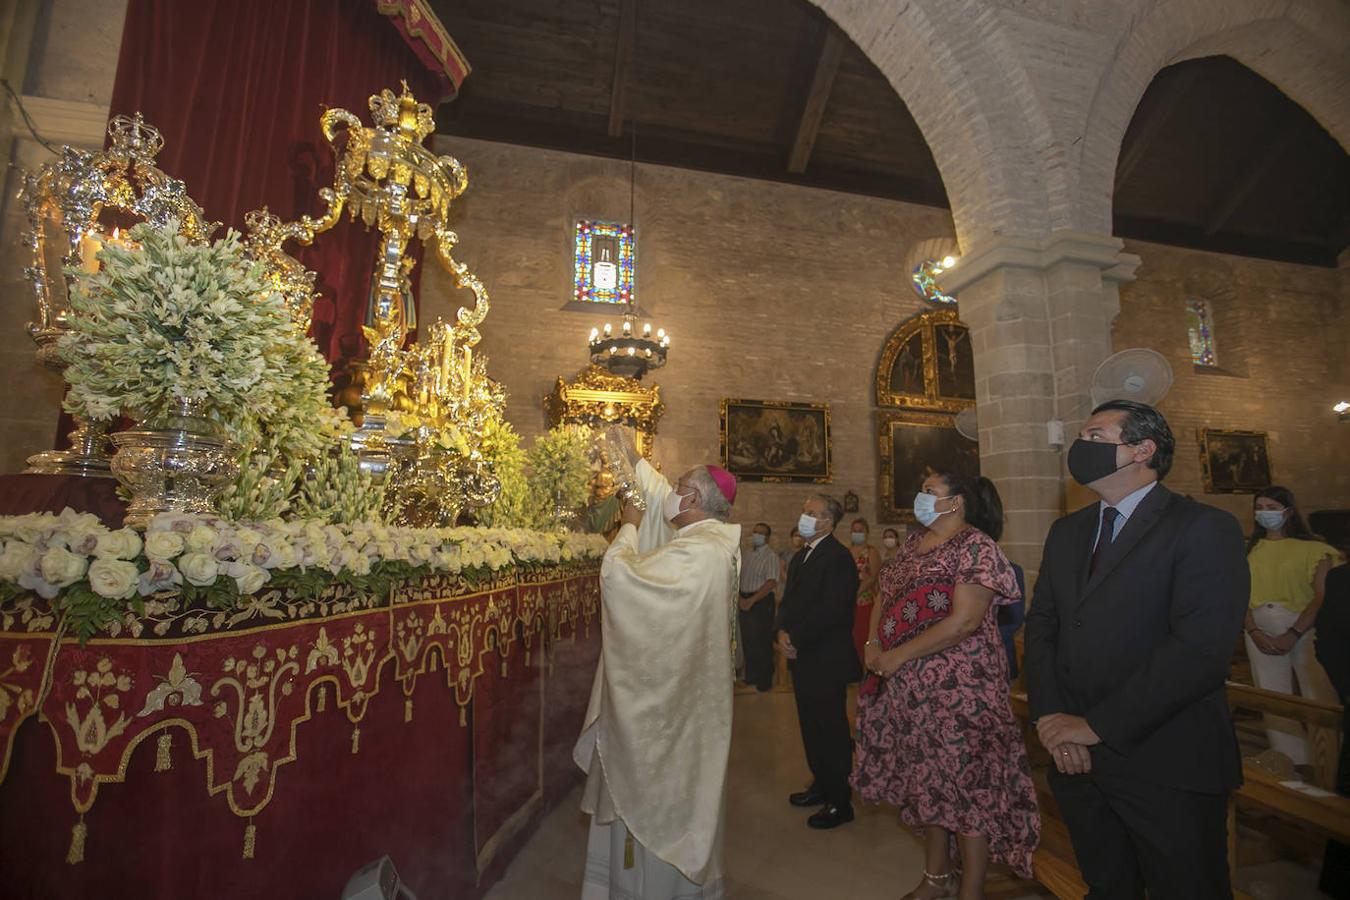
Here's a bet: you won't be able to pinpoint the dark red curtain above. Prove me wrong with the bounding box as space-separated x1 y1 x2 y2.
105 0 443 368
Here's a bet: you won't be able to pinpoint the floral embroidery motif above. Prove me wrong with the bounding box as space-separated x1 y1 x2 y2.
65 658 134 774
212 644 298 797
926 589 950 613
0 647 34 725
137 653 203 716
902 600 919 623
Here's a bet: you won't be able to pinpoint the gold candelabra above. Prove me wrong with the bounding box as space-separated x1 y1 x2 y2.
249 83 502 515
21 113 216 477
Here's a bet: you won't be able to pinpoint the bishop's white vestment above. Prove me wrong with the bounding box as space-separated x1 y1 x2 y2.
574 460 741 899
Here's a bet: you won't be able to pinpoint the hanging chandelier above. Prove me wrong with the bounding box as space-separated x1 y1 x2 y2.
588 313 669 379
584 115 669 381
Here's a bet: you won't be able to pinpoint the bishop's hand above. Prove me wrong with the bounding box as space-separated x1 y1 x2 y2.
619 497 643 528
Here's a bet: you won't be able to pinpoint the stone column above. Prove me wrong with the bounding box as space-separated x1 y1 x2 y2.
941 231 1140 582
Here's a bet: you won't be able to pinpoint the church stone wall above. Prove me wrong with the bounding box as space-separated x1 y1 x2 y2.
1113 239 1350 526
419 135 955 544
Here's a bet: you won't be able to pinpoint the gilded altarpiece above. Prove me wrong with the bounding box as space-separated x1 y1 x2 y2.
874 308 979 524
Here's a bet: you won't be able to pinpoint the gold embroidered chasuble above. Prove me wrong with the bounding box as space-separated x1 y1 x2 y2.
573 460 741 886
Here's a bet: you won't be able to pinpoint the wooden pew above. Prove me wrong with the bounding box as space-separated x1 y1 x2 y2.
1010 685 1349 899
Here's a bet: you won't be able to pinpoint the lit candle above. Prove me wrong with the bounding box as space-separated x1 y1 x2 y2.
642 323 651 336
604 323 612 336
589 327 599 341
656 328 665 339
627 346 636 356
78 230 103 275
622 319 632 335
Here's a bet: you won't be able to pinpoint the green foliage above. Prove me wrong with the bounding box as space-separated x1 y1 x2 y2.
526 424 593 530
52 583 144 644
477 415 532 528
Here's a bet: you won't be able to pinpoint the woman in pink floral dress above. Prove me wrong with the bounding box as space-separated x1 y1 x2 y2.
852 471 1039 900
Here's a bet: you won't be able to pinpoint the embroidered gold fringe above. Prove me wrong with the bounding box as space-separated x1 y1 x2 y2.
66 816 86 865
155 732 173 772
404 698 413 723
459 706 467 727
351 726 360 754
525 648 531 667
243 820 256 859
316 685 326 713
499 660 507 677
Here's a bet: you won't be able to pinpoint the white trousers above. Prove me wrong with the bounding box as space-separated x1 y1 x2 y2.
581 817 724 900
1244 603 1337 765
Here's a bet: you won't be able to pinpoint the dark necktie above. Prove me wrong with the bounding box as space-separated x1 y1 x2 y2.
1090 506 1120 575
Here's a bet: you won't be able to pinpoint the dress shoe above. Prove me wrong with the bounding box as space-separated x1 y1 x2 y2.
788 788 824 807
806 803 854 829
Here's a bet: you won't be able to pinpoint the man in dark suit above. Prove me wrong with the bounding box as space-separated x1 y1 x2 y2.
1025 400 1248 899
775 493 861 829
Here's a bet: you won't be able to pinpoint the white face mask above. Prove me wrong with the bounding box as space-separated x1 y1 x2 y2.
751 533 767 548
851 532 866 545
913 492 954 528
883 537 897 548
1255 509 1287 531
663 489 691 523
797 512 820 539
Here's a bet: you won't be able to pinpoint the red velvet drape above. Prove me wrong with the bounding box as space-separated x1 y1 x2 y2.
105 0 441 368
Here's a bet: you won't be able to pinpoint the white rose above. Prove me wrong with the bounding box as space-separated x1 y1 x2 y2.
234 527 265 548
350 553 372 576
39 546 88 588
178 552 219 587
250 541 275 567
87 558 139 600
94 528 143 560
148 513 197 535
270 543 299 570
12 515 53 545
185 525 219 553
0 541 40 581
224 561 269 594
144 530 186 560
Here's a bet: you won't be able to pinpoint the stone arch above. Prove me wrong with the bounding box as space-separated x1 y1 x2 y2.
810 0 1058 250
1077 0 1350 233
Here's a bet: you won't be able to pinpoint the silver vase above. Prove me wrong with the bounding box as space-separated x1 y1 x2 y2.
110 398 240 529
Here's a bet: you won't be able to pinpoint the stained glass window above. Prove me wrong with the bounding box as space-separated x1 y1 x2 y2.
911 258 957 306
573 219 636 304
1186 298 1218 367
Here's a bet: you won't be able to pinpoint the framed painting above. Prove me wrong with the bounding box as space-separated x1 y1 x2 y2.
720 399 831 483
875 307 975 413
1198 428 1272 494
877 409 980 523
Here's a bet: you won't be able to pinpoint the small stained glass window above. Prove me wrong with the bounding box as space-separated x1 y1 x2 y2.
1186 298 1218 367
911 258 957 306
573 220 636 304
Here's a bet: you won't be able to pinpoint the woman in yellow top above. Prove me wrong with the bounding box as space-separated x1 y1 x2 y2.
1245 486 1343 765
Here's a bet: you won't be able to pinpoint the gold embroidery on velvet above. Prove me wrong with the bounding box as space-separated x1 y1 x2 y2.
351 725 360 755
243 819 256 859
405 698 413 723
155 732 172 772
138 653 204 717
316 684 326 713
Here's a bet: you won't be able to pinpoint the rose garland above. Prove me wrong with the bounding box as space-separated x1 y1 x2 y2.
0 508 607 642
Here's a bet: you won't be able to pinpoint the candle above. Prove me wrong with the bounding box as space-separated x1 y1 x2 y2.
643 323 651 336
78 231 103 275
604 323 612 336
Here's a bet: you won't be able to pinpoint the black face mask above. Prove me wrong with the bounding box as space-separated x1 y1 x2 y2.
1067 439 1135 486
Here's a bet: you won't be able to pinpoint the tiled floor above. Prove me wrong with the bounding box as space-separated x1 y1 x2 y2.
484 688 1037 900
483 688 1334 899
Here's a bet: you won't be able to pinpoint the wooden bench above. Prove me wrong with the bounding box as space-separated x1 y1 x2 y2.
1010 685 1349 899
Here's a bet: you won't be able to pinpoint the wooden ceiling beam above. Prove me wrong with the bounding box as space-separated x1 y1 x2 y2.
606 0 637 138
786 23 844 174
1115 67 1199 188
1203 112 1300 235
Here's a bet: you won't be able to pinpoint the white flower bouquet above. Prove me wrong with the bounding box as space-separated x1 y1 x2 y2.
60 220 337 459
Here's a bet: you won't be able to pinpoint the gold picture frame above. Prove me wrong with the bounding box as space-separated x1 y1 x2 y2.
720 398 831 483
875 307 976 413
1198 428 1272 494
877 409 980 523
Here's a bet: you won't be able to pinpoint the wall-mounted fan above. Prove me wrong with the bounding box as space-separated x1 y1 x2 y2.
955 407 979 441
1089 348 1174 407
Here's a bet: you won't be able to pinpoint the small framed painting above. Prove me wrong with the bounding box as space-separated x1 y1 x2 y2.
720 399 831 483
1199 428 1272 493
877 409 980 523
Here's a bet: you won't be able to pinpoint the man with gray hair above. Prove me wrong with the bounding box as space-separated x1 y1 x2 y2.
775 493 861 829
575 429 742 898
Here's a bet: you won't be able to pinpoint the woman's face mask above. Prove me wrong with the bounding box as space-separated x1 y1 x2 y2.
1254 508 1288 531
